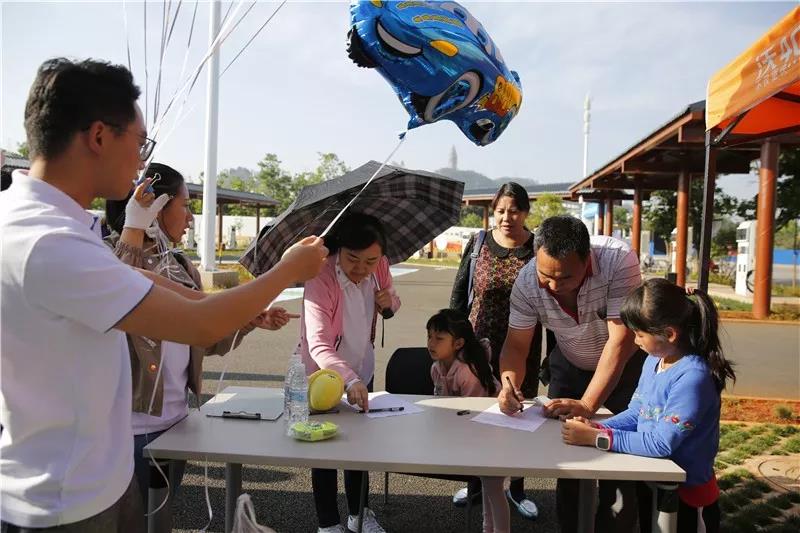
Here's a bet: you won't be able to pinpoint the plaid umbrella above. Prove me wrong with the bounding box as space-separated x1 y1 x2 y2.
239 161 464 276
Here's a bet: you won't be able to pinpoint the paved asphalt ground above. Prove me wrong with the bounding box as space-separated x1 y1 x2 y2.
169 264 798 532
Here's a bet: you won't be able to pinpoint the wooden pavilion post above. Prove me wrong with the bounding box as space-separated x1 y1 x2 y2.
604 196 614 236
632 185 643 257
753 140 780 319
676 171 690 287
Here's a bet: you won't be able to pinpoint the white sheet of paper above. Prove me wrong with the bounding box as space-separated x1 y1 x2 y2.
340 392 425 418
470 402 547 433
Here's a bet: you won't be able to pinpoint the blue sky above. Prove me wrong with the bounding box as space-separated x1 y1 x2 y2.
1 1 795 199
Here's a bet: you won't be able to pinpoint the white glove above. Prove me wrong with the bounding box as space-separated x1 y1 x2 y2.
124 192 170 230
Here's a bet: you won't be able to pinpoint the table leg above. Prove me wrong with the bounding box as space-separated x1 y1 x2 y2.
356 471 368 533
225 463 243 533
576 479 597 533
652 483 679 533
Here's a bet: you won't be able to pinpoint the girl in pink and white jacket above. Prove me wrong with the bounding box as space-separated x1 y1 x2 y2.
296 212 400 533
427 309 509 533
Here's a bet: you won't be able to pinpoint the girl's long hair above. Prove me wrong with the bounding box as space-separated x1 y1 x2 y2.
620 278 735 391
427 309 497 396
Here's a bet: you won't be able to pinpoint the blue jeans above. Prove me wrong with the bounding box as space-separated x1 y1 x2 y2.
133 431 186 512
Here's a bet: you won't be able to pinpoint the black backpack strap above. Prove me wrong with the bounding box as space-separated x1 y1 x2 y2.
467 230 487 309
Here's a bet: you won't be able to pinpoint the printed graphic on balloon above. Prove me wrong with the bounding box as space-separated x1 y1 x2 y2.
348 1 522 146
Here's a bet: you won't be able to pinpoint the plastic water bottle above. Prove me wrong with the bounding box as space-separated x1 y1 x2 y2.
283 354 301 419
286 360 309 436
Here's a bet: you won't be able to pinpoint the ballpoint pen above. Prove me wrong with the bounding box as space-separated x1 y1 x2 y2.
360 407 404 413
505 376 524 412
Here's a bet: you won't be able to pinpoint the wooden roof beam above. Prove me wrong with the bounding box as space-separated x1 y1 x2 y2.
621 159 750 174
677 124 706 144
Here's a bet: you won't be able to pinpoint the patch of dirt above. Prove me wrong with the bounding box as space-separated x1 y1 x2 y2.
723 397 800 424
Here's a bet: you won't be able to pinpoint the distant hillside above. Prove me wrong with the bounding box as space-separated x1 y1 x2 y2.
495 177 539 188
435 168 540 192
435 167 495 190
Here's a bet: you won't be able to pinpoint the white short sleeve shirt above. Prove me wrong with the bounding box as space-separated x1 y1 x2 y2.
0 171 153 527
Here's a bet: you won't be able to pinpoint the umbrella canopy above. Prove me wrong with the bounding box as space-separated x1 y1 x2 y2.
706 6 800 139
239 161 464 276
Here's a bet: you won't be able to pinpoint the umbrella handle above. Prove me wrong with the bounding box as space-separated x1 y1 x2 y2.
372 272 394 320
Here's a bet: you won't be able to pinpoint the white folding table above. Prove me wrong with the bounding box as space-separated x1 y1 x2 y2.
146 387 685 533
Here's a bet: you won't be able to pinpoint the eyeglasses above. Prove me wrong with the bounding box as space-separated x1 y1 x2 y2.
138 136 157 161
83 121 157 161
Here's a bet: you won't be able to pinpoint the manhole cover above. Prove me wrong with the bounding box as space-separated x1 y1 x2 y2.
758 457 800 491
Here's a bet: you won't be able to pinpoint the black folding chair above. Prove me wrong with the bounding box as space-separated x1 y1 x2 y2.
383 347 479 532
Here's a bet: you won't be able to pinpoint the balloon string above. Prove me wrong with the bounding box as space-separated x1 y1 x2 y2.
320 130 407 238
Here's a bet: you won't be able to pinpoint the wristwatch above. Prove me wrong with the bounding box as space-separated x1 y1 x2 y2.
595 431 611 451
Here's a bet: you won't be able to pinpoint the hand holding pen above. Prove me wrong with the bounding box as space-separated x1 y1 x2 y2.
499 376 525 415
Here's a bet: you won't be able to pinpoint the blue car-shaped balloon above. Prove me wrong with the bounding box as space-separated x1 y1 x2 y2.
348 1 522 146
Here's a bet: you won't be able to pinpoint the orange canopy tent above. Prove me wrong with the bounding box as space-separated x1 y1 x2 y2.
706 6 800 143
699 6 800 317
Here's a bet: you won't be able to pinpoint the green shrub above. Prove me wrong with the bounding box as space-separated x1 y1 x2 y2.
737 443 761 456
740 502 782 526
720 468 752 485
749 434 780 451
773 404 794 420
767 493 793 510
744 479 772 494
783 436 800 454
738 484 764 499
772 425 799 437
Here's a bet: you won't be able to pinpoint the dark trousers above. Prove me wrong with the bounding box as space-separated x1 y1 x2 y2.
312 378 373 528
548 346 647 533
312 469 370 527
1 475 144 533
637 483 719 533
133 431 186 513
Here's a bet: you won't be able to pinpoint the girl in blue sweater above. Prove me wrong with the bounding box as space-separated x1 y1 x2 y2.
561 278 735 533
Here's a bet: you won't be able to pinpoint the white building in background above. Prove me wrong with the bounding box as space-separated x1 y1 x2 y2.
189 214 273 249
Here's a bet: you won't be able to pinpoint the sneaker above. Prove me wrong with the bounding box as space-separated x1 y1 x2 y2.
505 489 539 520
318 525 346 533
347 507 386 533
452 486 483 508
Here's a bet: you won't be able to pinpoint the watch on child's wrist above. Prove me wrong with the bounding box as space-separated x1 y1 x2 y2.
595 430 611 451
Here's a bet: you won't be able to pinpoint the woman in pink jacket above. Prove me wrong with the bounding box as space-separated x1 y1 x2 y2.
296 212 400 533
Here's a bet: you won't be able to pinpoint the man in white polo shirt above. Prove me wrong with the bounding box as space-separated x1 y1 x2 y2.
498 215 645 533
0 58 327 532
